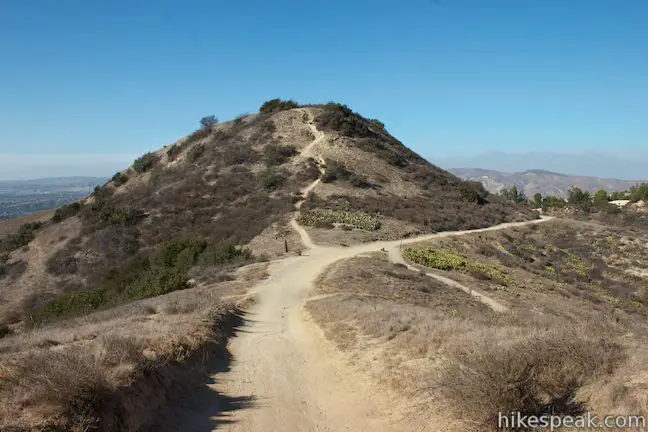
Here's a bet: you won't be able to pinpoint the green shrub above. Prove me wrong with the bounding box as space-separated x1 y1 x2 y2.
459 181 489 204
187 144 205 163
542 195 567 210
200 115 218 129
197 243 252 267
91 185 113 202
0 222 43 253
166 144 187 161
221 144 260 166
263 143 298 166
498 186 527 204
322 159 351 183
368 118 385 129
567 187 592 210
404 247 516 286
593 189 609 205
80 194 144 227
297 208 381 231
52 202 82 223
28 239 252 325
319 159 370 187
260 99 299 115
111 172 129 186
133 152 159 173
46 248 79 275
315 103 372 138
100 205 144 225
629 183 648 202
258 168 288 191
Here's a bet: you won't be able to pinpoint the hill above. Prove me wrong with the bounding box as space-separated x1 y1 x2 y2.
0 101 537 430
450 167 642 198
0 102 536 328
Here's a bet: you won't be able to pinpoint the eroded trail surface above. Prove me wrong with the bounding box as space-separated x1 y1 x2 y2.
167 114 554 431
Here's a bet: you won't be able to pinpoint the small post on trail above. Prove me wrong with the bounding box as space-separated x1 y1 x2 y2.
284 239 289 253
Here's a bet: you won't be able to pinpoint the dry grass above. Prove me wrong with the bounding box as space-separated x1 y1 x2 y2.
405 219 648 318
307 250 639 431
434 325 622 431
1 337 138 431
0 261 267 431
0 215 83 326
0 210 53 237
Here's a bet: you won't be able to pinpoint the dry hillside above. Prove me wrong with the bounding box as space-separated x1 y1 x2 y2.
0 101 535 329
307 216 648 431
0 100 538 430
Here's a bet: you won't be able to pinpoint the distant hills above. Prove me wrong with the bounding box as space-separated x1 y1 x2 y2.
450 167 642 198
0 102 535 331
433 151 648 181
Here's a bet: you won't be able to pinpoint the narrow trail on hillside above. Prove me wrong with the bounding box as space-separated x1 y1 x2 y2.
167 112 555 431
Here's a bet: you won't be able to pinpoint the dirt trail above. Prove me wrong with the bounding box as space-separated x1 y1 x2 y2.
388 248 510 312
169 114 555 431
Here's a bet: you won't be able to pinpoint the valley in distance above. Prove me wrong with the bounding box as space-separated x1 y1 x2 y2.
1 99 647 432
0 177 106 221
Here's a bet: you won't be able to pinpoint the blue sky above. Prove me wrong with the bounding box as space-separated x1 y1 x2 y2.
0 0 647 179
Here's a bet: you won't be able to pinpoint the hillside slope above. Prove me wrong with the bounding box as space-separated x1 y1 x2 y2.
0 102 536 327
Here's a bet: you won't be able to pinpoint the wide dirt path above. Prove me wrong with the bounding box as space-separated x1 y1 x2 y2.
169 113 554 431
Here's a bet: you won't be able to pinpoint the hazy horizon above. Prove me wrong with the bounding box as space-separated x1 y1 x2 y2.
431 151 648 181
1 150 646 182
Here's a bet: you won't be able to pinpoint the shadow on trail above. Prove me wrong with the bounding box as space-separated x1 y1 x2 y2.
148 309 259 432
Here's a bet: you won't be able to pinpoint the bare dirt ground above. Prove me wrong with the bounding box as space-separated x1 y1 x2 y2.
166 113 554 431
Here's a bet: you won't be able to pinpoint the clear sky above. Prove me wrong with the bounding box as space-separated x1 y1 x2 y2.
1 0 647 179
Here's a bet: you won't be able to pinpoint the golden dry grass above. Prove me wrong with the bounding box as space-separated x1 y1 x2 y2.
0 210 54 237
307 240 646 431
404 219 648 319
0 261 268 431
0 215 83 326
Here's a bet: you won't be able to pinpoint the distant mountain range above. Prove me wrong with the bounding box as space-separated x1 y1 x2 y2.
432 151 648 181
450 168 643 198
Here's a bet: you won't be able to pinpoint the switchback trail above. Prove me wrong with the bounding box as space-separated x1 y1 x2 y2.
168 113 554 431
